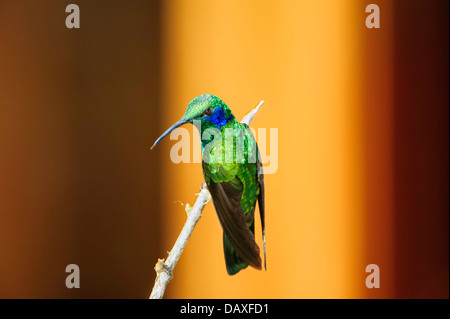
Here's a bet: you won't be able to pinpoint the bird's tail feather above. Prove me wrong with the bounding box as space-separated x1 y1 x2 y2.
223 233 249 275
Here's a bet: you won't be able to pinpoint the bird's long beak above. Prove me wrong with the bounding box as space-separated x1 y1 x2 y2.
151 119 188 149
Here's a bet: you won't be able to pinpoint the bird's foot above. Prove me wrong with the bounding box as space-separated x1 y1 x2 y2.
196 183 208 195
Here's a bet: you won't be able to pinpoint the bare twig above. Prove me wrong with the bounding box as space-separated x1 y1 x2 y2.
149 100 264 299
241 100 264 126
149 186 211 299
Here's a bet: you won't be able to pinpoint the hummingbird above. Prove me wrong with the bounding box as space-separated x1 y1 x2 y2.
151 94 266 275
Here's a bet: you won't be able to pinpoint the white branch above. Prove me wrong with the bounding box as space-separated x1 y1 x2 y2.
149 100 264 299
149 186 211 299
241 100 264 126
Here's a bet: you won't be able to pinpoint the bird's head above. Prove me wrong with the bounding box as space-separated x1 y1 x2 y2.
151 94 234 149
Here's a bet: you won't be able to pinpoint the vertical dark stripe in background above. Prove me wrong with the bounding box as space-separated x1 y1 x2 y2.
361 0 396 298
393 0 449 298
0 1 162 298
67 1 163 298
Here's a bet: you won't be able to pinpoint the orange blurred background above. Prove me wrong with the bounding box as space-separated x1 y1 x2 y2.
0 0 448 298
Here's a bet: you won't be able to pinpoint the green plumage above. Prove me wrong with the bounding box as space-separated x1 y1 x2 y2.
152 94 266 275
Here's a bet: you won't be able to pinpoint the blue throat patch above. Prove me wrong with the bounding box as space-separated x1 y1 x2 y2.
203 107 231 130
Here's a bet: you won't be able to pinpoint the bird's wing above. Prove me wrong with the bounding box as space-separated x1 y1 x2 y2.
205 169 262 270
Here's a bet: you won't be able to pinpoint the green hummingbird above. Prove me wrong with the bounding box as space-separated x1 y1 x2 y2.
151 94 266 275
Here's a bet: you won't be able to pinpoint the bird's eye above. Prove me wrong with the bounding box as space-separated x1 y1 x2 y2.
203 107 214 117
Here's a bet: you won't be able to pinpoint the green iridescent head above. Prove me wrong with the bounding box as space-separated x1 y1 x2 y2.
151 94 234 149
181 94 225 121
